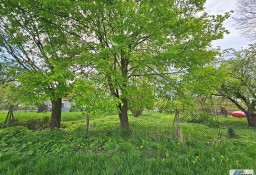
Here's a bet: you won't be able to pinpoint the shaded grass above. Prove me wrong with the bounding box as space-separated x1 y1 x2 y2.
0 112 256 174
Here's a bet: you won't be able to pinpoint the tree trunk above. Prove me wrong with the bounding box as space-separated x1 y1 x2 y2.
246 113 256 127
118 98 129 129
50 98 62 128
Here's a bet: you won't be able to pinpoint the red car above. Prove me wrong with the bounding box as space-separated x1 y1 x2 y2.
231 111 246 117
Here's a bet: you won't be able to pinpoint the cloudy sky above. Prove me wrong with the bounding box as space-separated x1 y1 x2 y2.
205 0 252 50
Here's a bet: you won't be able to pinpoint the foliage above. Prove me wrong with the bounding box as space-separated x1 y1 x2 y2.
0 0 81 127
217 44 256 126
0 0 76 102
72 78 118 116
155 99 174 113
128 78 155 117
0 83 19 109
180 110 218 127
61 0 229 127
0 0 230 128
155 94 195 113
193 95 238 112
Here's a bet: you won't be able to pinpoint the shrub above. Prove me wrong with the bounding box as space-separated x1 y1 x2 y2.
180 111 215 124
227 127 237 138
25 116 49 130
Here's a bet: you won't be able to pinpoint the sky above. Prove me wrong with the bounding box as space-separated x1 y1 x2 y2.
205 0 252 50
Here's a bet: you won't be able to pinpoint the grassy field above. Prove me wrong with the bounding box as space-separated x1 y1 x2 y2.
0 111 255 174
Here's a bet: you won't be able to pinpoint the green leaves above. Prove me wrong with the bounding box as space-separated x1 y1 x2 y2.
128 78 155 113
0 0 230 126
72 78 119 115
217 44 256 119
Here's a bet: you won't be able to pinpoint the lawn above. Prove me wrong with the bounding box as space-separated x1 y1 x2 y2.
0 111 255 174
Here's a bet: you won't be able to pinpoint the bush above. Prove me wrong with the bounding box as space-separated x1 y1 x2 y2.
25 116 49 130
227 127 237 138
180 111 218 127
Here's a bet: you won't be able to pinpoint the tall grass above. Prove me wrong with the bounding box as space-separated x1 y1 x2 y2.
0 112 255 174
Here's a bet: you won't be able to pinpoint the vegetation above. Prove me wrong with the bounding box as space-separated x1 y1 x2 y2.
0 0 255 174
0 0 230 129
0 112 255 174
217 45 256 126
0 83 19 109
0 2 76 128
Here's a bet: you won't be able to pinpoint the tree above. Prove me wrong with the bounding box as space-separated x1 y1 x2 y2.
217 44 256 126
0 0 78 128
67 0 229 128
234 0 256 40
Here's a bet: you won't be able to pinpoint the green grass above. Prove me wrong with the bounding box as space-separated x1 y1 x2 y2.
0 112 256 174
0 111 84 123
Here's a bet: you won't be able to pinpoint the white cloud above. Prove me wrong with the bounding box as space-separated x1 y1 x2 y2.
205 0 236 15
205 0 252 50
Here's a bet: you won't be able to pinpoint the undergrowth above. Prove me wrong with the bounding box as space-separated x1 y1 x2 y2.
0 112 255 174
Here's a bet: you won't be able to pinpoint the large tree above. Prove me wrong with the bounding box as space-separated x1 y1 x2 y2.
40 0 231 128
0 0 80 128
218 44 256 126
67 0 229 128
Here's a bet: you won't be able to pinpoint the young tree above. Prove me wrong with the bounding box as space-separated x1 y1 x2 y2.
68 0 229 128
217 44 256 126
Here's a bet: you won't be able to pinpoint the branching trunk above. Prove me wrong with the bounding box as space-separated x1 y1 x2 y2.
118 98 129 129
50 98 62 128
219 92 256 127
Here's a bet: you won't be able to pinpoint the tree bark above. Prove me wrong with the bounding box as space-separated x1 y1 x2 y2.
118 98 129 129
50 98 62 128
246 113 256 127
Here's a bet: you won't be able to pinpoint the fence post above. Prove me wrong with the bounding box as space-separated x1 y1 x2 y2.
85 113 90 138
170 109 184 143
4 105 15 126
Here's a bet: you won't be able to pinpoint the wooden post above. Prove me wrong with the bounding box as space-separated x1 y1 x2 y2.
170 109 184 143
85 113 90 138
4 105 15 126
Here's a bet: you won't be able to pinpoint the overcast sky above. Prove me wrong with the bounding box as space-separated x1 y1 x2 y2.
205 0 252 50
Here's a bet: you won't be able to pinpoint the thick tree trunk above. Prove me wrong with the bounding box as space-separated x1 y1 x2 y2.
246 113 256 127
50 98 62 128
118 98 129 129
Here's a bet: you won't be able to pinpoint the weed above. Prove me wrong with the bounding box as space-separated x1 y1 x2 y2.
227 127 237 138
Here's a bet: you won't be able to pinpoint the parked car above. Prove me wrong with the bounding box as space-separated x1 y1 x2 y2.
231 111 246 117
